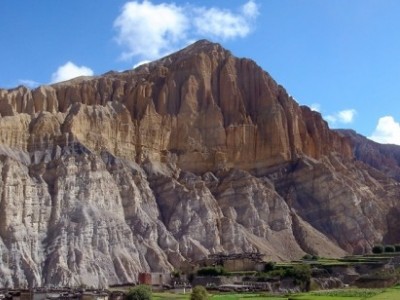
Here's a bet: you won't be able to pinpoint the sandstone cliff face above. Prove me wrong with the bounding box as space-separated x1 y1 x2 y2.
0 40 398 288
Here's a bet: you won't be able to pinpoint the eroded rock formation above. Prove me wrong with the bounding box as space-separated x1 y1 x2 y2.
0 40 398 288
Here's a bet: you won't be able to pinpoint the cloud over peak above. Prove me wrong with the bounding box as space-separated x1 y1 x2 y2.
18 79 40 89
194 1 258 40
369 116 400 145
114 1 188 60
325 109 357 125
114 0 259 61
309 103 321 112
51 62 94 83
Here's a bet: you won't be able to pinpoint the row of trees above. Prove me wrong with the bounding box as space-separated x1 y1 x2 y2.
196 263 311 290
372 244 400 254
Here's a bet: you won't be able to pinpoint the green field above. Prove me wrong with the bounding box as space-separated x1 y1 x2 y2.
153 293 286 299
210 295 285 300
152 286 400 300
291 288 400 300
153 292 190 299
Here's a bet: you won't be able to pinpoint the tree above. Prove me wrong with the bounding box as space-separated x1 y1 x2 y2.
372 245 384 254
127 285 152 300
190 285 209 300
384 245 395 253
287 264 311 283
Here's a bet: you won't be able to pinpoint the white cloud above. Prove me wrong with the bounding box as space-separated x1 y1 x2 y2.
193 1 259 39
325 114 337 123
369 116 400 145
310 103 321 112
51 61 94 83
193 5 254 40
114 1 259 61
133 60 151 69
338 109 356 123
18 79 40 88
325 109 356 125
242 0 259 18
114 1 188 60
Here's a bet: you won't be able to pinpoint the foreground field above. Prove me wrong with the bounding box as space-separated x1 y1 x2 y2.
153 293 286 299
153 286 400 299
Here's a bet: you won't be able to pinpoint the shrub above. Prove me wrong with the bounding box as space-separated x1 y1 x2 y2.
302 254 319 260
372 245 384 254
266 268 285 278
385 245 395 253
196 266 226 276
264 261 276 272
395 244 400 252
127 285 152 300
190 285 209 300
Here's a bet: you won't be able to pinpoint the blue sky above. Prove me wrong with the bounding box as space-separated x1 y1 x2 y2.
1 1 400 144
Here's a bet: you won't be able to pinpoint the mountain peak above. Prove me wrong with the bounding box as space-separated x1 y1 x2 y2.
190 39 216 46
129 39 233 78
183 39 222 50
157 39 231 65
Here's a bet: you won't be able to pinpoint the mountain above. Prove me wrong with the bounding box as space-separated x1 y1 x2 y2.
0 40 399 288
336 129 400 181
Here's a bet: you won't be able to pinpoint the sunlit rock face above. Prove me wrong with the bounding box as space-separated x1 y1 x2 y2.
0 40 398 288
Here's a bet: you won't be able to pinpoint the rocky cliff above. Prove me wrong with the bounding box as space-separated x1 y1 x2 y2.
0 40 398 288
336 129 400 181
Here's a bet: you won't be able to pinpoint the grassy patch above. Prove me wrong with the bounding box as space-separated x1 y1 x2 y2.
290 288 400 300
153 288 400 300
153 292 289 299
367 288 400 300
153 292 190 299
210 294 287 300
307 288 383 297
292 296 364 300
